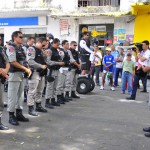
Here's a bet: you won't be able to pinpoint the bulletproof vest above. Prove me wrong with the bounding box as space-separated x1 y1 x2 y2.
33 46 46 65
50 47 61 70
0 47 6 68
80 38 90 55
9 45 27 73
70 48 80 69
62 49 70 67
51 47 61 61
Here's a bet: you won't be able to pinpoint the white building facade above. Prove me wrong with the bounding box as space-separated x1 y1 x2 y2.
0 0 135 45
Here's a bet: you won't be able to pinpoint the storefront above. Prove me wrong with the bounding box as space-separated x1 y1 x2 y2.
132 4 150 42
0 16 47 45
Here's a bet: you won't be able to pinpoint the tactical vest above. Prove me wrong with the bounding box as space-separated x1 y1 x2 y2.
70 48 79 69
9 45 26 73
62 49 70 67
50 47 61 70
80 38 90 55
33 46 46 65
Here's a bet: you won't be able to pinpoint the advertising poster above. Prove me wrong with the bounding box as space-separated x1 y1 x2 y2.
126 35 134 43
118 29 126 43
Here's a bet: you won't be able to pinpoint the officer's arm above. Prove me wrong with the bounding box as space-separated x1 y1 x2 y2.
46 50 61 66
80 40 94 54
27 47 42 69
6 47 28 72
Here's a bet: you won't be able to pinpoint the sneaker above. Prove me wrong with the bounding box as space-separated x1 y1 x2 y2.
111 87 115 91
100 86 104 90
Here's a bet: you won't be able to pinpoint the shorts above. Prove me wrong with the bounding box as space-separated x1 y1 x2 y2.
80 55 91 71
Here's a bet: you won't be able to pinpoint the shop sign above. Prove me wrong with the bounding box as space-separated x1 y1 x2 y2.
0 17 38 26
96 26 106 32
106 40 112 44
60 19 69 35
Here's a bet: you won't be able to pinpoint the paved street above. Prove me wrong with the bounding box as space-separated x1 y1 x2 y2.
0 82 150 150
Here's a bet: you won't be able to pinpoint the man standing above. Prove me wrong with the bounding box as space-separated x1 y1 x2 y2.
127 40 150 100
27 37 47 116
110 45 119 83
45 38 64 108
22 37 35 102
100 47 115 91
79 32 94 75
68 41 81 98
6 31 31 125
56 40 72 103
142 57 150 137
0 46 10 130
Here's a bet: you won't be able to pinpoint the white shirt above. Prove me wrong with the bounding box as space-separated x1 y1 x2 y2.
89 51 102 63
138 49 150 66
79 39 94 54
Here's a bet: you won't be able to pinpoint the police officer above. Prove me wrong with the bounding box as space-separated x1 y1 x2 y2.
22 37 35 102
56 40 72 103
6 31 31 126
69 41 80 98
46 33 54 49
0 46 10 130
27 37 47 116
79 32 94 75
45 38 65 108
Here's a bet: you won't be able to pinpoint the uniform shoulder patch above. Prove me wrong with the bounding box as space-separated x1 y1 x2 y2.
9 46 15 53
47 49 51 55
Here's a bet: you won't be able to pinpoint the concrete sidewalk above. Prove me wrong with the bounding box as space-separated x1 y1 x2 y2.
0 84 150 150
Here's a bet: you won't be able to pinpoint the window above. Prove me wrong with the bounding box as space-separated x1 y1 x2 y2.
78 0 112 7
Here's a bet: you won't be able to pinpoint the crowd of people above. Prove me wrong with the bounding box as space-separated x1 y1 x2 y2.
0 31 150 138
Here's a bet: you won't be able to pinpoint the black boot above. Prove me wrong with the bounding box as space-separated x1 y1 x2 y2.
16 109 29 122
71 91 80 98
61 94 69 102
45 99 54 109
57 95 65 104
0 117 9 130
51 98 60 106
36 103 47 113
9 112 19 126
28 106 38 116
65 92 72 101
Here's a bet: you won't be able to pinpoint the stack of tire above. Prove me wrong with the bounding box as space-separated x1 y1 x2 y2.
76 76 95 94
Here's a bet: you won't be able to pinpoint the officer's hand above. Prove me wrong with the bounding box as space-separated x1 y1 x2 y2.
77 64 81 69
59 62 65 66
0 68 9 79
41 65 47 70
25 68 32 77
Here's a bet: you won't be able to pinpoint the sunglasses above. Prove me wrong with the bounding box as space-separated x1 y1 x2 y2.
74 45 77 46
18 36 23 39
86 35 89 36
42 45 46 47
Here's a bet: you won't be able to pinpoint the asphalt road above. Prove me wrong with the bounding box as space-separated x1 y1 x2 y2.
0 83 150 150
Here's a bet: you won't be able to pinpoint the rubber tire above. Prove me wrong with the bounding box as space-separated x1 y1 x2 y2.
89 78 95 92
76 78 91 94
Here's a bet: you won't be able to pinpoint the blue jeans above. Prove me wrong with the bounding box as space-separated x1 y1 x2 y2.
113 64 116 81
141 76 147 91
91 66 101 84
121 71 132 93
114 68 122 86
131 74 145 99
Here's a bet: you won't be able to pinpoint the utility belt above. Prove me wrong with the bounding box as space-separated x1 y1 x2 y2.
50 65 60 70
27 68 47 80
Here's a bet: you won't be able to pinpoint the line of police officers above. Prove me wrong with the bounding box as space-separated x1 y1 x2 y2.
0 31 80 130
